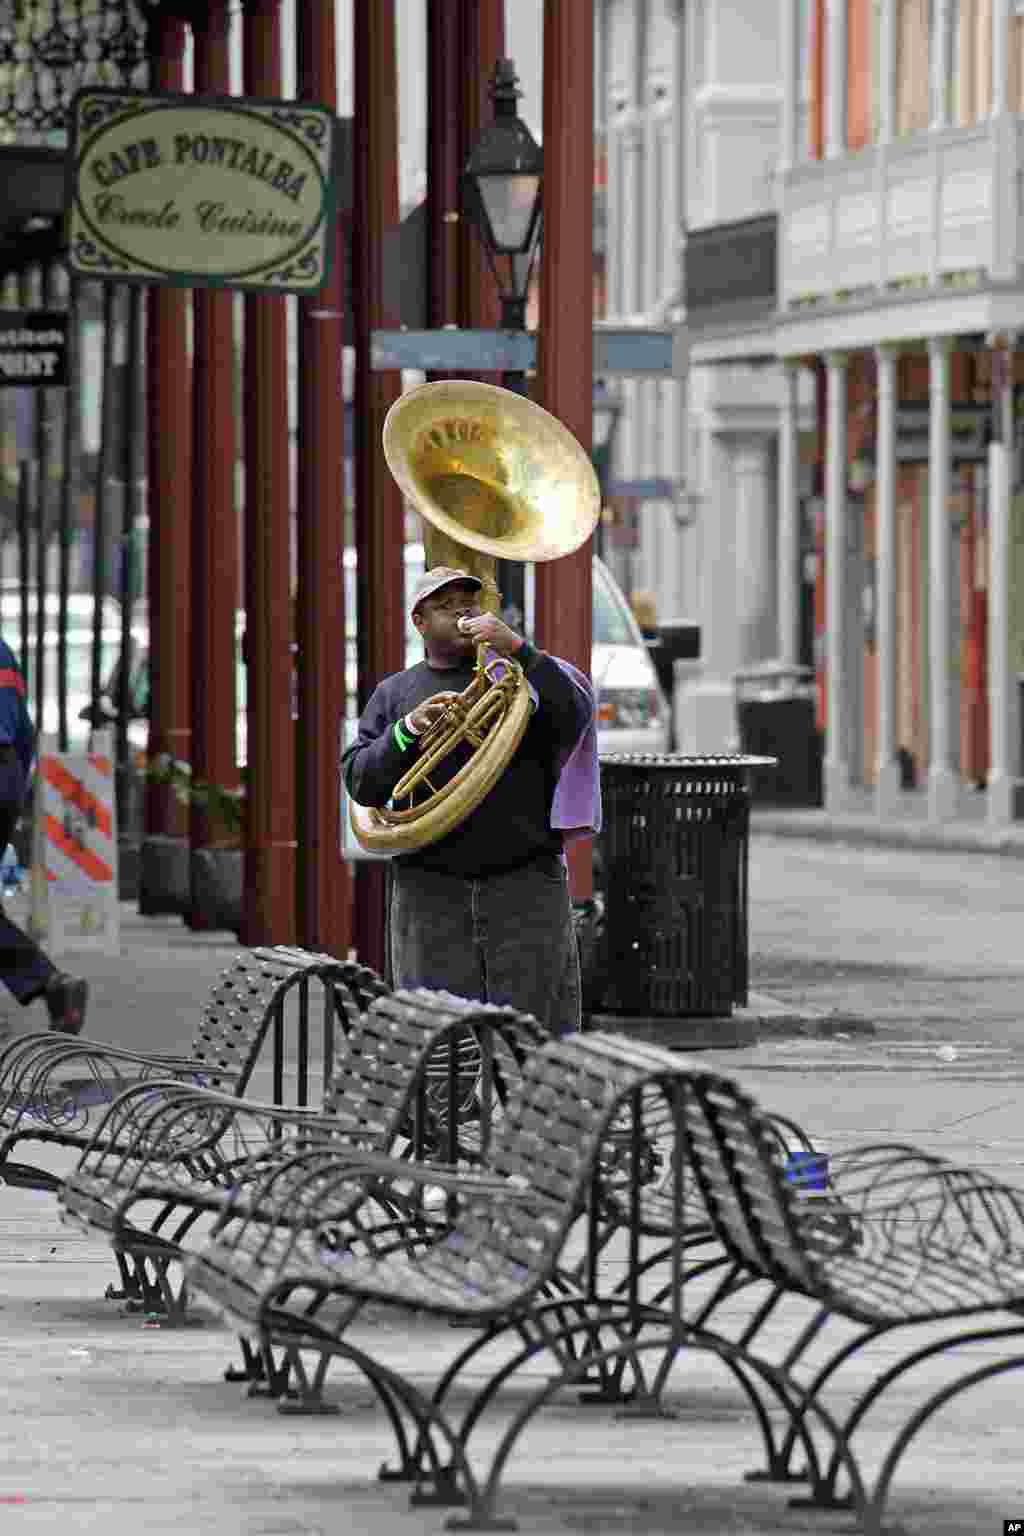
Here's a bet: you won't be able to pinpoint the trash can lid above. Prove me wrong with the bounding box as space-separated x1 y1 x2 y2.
733 658 813 682
599 752 779 770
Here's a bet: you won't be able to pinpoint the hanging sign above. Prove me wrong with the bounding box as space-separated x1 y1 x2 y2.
0 310 68 387
30 748 120 956
66 86 338 295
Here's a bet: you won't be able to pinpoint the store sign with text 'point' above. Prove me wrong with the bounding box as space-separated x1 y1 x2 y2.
66 86 339 295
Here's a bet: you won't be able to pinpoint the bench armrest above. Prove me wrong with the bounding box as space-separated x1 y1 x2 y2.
64 1077 389 1189
828 1142 1024 1250
211 1141 523 1241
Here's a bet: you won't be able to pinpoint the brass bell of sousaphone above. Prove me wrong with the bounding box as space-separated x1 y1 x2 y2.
349 379 601 855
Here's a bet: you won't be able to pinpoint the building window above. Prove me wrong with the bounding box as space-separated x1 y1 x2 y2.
953 0 993 124
896 0 932 135
851 0 876 147
797 0 814 159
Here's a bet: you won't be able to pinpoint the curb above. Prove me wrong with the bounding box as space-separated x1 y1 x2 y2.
751 810 1024 860
588 998 876 1050
589 1011 760 1050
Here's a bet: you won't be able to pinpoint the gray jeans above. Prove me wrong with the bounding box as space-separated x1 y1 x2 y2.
389 856 581 1036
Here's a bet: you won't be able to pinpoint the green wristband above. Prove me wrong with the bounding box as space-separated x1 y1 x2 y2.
516 639 537 670
393 719 412 752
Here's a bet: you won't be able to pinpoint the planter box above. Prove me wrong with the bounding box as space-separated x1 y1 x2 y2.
138 835 190 918
190 846 243 934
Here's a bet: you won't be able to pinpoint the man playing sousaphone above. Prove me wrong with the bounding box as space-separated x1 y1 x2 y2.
343 379 602 1035
342 564 593 1036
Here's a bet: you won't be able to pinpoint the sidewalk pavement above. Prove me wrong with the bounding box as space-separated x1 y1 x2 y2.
0 907 1022 1534
752 800 1024 859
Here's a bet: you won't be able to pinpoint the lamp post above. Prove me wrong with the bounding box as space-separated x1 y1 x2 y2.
462 57 543 630
591 377 623 564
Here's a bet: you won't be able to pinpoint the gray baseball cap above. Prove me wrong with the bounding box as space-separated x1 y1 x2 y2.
409 566 482 618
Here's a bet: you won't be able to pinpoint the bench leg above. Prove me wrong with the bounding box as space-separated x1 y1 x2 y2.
245 1339 293 1401
103 1250 146 1305
276 1346 340 1416
118 1251 194 1327
792 1325 1024 1516
863 1353 1024 1536
224 1336 266 1386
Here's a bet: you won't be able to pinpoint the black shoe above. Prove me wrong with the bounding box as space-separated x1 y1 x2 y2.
44 973 89 1036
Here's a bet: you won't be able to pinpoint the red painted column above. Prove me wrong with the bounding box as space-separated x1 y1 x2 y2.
426 0 504 346
189 2 239 927
427 0 462 334
351 0 406 974
458 0 504 333
295 0 352 956
144 13 191 841
241 0 296 943
535 0 594 900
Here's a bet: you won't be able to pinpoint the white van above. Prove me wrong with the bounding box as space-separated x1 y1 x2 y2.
342 545 670 756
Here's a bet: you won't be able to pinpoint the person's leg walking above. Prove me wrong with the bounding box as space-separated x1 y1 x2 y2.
0 794 88 1034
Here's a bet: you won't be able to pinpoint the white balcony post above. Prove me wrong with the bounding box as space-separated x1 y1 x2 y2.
824 352 851 808
927 336 959 820
878 0 897 146
988 337 1019 824
992 0 1012 119
930 0 953 130
825 0 847 159
735 436 777 667
780 0 798 172
875 345 901 815
778 362 801 668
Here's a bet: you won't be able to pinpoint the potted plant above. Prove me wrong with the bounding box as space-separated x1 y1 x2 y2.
140 756 245 933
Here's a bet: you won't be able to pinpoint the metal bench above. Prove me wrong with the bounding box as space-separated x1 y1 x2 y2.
187 1033 1000 1534
186 1031 713 1526
668 1062 1024 1536
0 945 381 1197
59 990 545 1336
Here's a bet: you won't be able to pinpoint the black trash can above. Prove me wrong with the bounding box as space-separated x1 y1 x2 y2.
734 661 823 807
588 753 775 1029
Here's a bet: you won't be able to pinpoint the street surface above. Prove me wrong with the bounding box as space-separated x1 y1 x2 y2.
3 833 1021 1058
748 833 1024 1049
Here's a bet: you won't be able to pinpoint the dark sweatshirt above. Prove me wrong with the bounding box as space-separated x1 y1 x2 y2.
342 649 590 877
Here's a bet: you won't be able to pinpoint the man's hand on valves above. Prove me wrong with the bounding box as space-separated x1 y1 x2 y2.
456 612 524 656
406 692 460 735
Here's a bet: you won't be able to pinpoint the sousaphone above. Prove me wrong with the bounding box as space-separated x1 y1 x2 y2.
349 379 601 855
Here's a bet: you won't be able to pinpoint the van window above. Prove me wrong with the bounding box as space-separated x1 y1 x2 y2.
592 563 638 647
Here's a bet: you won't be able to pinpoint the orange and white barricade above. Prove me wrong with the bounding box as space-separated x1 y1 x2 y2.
30 746 119 955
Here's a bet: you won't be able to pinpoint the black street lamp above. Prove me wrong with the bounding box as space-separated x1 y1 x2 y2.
591 377 623 564
462 57 543 630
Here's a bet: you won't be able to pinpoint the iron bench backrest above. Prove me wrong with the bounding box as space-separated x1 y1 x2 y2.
674 1065 831 1293
70 986 545 1187
320 988 547 1163
584 1036 822 1241
394 1034 692 1313
0 947 387 1154
187 946 387 1105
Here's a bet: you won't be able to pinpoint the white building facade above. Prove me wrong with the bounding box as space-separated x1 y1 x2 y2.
598 0 811 755
771 0 1024 825
605 0 1024 827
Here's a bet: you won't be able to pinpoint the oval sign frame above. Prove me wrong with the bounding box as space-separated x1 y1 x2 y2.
66 86 338 295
